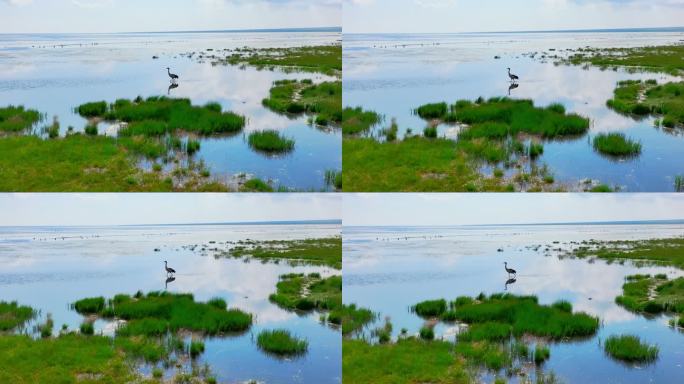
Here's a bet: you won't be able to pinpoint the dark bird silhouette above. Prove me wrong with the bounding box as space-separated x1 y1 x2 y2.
507 67 519 83
166 67 179 83
164 260 176 276
508 82 519 96
504 277 517 291
165 276 176 290
504 262 517 277
168 82 178 95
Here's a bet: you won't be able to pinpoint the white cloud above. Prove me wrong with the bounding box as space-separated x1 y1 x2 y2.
2 0 33 5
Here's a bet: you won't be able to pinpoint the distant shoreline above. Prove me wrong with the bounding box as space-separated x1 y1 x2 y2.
0 219 342 229
0 27 341 36
345 26 684 36
346 219 684 228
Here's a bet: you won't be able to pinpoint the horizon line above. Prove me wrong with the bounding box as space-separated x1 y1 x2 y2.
0 26 342 35
344 25 684 36
0 219 342 229
345 219 684 228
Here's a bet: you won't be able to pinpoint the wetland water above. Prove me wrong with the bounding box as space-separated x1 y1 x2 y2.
344 30 684 191
0 30 341 190
343 223 684 384
0 223 341 384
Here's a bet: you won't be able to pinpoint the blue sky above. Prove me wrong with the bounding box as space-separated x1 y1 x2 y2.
344 0 684 33
344 194 684 226
0 194 341 226
0 0 341 33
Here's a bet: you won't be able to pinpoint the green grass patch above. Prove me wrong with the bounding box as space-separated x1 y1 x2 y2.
325 169 342 190
615 274 684 314
247 130 295 153
343 107 381 135
604 334 659 363
606 79 684 127
434 293 599 340
262 79 341 125
215 45 341 76
79 321 94 335
77 96 246 136
570 237 684 270
222 237 341 269
412 299 447 318
562 44 684 75
534 344 550 364
342 338 470 384
0 106 42 132
257 329 308 356
332 304 375 336
269 273 341 312
0 301 35 331
239 178 274 192
73 291 252 336
592 133 641 157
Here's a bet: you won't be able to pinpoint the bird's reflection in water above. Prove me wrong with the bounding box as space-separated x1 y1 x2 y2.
165 276 176 290
168 82 179 95
504 277 517 291
508 82 519 96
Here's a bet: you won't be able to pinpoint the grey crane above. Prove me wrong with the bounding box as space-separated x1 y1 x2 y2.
164 260 176 276
504 262 517 277
507 67 519 82
166 67 179 82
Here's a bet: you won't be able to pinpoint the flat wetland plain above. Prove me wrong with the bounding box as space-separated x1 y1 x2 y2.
343 223 684 383
343 29 684 192
0 30 341 191
0 223 341 383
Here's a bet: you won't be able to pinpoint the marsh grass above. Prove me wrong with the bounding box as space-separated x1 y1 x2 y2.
423 126 438 138
217 45 341 76
615 274 684 314
189 340 205 358
570 237 684 270
534 344 551 364
74 291 252 336
593 133 642 157
262 79 341 125
224 237 341 269
269 274 341 313
84 124 98 136
240 178 274 192
528 142 544 159
257 330 308 356
332 304 375 336
80 321 94 335
563 45 684 75
604 335 659 363
0 301 35 331
325 169 342 190
412 299 447 318
247 130 295 153
419 326 435 340
186 139 201 155
606 79 684 127
343 107 381 135
77 97 246 136
0 105 42 132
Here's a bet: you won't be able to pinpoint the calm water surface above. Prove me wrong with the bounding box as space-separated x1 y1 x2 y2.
344 31 684 191
0 31 341 190
344 224 684 384
0 223 341 384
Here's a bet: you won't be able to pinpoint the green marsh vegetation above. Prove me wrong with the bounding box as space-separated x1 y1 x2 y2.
342 107 382 135
262 79 342 126
209 45 342 76
0 301 35 331
568 237 684 270
604 335 659 363
221 237 342 269
256 329 308 356
247 130 295 153
324 169 342 190
0 105 42 132
343 98 589 191
334 304 375 336
615 274 684 315
239 178 274 192
592 132 642 157
606 79 684 128
560 44 684 75
269 273 342 314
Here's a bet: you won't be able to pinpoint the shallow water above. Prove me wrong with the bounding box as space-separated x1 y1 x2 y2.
343 223 684 384
0 31 341 190
343 31 684 191
0 223 341 384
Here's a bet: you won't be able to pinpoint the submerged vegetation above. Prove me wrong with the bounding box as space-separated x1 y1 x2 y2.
0 301 35 331
262 79 342 126
220 237 342 269
247 130 295 153
615 274 684 315
604 334 659 363
0 106 42 132
592 132 642 157
256 329 308 356
269 273 342 313
560 44 684 75
342 107 382 135
568 237 684 270
335 304 375 336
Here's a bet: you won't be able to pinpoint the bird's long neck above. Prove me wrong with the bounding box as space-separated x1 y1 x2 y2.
167 68 171 75
507 69 511 74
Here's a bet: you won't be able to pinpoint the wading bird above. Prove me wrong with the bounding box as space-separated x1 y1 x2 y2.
508 82 519 96
507 67 519 83
164 260 176 276
504 262 517 277
505 277 517 291
166 67 179 83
